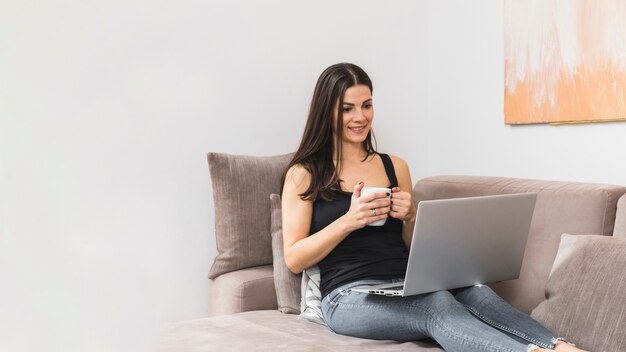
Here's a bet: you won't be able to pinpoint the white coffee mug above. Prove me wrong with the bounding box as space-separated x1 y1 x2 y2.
360 187 391 226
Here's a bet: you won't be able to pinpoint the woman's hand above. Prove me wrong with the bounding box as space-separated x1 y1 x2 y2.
389 187 416 222
342 181 391 232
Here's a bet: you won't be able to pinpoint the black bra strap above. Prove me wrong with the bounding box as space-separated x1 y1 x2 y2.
379 153 399 188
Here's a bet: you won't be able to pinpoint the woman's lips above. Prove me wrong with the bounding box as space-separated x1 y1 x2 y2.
348 125 367 134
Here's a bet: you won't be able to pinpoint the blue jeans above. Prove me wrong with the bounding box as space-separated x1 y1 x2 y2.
321 279 561 352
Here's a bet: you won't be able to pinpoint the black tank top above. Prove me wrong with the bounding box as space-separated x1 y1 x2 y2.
310 153 409 298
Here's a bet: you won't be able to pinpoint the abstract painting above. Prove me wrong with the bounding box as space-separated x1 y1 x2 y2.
504 0 626 124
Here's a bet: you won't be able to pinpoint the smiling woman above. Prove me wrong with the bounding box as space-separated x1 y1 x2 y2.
276 63 589 352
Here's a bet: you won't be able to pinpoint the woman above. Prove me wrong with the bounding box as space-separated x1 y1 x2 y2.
280 63 585 352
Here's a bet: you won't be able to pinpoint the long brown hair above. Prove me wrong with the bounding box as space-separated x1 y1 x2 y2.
281 63 377 201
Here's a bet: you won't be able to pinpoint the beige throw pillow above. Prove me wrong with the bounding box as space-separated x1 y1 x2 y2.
530 234 626 352
207 152 293 279
270 193 302 314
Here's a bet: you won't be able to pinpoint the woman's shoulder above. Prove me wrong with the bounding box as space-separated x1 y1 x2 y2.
384 154 412 188
284 163 312 192
382 154 410 180
380 153 409 170
286 163 311 178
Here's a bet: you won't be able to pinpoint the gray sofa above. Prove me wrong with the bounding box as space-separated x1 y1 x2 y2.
159 153 626 352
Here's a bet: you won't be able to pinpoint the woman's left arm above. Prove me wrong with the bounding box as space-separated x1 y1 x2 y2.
389 156 417 249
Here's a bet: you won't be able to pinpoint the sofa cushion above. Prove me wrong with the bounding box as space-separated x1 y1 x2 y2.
614 194 626 238
412 175 626 313
270 193 302 314
208 265 277 316
207 152 293 279
530 234 626 352
160 310 443 352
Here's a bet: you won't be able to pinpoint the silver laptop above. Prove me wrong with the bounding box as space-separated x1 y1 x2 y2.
352 193 537 297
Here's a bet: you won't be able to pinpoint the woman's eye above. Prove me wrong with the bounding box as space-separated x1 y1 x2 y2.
363 103 372 109
342 106 352 112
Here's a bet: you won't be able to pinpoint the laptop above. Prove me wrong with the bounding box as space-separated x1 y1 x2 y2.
352 193 537 297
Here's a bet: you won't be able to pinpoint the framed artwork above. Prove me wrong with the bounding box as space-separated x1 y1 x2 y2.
504 0 626 125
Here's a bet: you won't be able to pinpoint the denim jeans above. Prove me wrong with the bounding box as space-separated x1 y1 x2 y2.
321 279 560 352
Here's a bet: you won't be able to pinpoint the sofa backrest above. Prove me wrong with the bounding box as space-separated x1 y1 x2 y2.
412 175 626 314
614 194 626 238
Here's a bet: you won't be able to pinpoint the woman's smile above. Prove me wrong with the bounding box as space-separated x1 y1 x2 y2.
348 124 368 134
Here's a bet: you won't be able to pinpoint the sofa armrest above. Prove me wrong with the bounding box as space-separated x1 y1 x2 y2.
208 265 278 316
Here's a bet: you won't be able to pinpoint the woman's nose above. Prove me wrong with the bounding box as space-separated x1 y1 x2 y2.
352 108 366 121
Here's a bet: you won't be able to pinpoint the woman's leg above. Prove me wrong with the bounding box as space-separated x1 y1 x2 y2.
450 285 567 350
321 280 535 352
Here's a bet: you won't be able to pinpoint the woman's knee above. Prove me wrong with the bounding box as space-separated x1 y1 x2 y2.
418 290 467 316
451 284 499 306
420 290 455 304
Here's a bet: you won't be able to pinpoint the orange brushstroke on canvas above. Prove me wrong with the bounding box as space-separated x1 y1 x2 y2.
505 64 626 124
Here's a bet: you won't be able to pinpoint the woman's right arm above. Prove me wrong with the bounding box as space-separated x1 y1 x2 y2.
281 165 391 274
281 165 350 274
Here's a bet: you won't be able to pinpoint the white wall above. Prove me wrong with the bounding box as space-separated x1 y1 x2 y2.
0 1 427 351
427 0 626 184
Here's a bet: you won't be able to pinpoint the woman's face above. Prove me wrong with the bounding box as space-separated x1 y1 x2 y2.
333 84 374 145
